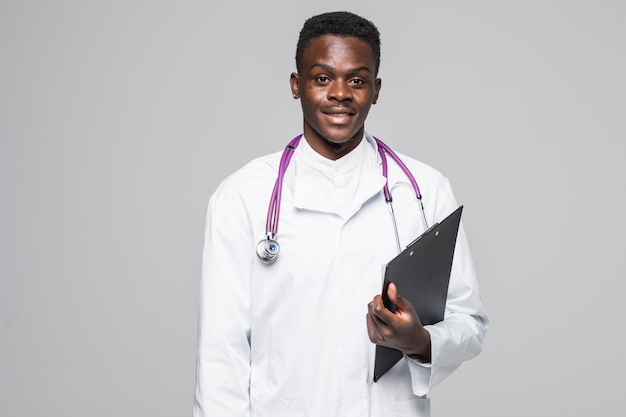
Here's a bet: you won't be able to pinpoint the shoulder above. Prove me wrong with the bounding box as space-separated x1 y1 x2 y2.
368 135 457 221
209 151 282 206
396 152 446 184
365 133 447 186
221 151 282 187
383 146 449 193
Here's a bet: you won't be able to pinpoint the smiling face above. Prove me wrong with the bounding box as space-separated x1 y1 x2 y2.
290 35 381 160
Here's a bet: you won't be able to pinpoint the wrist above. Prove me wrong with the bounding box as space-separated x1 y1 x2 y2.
407 351 430 363
406 329 431 363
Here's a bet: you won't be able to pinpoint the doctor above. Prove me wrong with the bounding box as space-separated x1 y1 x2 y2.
194 11 488 417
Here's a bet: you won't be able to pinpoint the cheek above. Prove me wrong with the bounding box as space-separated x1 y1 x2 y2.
300 98 320 119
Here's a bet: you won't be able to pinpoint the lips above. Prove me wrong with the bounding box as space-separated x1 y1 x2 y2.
322 107 355 123
324 112 353 116
322 107 355 116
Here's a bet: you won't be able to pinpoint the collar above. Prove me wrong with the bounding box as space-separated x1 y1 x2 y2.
297 133 370 177
286 133 387 218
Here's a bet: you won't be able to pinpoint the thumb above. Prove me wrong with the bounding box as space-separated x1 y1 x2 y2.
386 282 400 304
386 282 409 312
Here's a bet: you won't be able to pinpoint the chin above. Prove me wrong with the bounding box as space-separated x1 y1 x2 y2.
321 129 362 146
322 136 355 146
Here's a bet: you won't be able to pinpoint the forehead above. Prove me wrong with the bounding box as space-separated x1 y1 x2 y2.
301 35 376 70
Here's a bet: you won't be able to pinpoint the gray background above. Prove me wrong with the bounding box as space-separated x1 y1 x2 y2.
1 0 625 416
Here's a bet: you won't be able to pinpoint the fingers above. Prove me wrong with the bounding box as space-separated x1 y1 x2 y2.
366 284 427 349
366 310 380 342
366 310 387 344
368 294 394 324
366 296 396 344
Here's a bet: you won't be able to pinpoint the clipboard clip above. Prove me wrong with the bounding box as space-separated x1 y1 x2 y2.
405 222 440 249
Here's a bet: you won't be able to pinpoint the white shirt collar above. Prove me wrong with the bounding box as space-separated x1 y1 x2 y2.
288 133 386 218
298 134 371 176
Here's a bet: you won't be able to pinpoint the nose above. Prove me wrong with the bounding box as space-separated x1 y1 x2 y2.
328 80 352 101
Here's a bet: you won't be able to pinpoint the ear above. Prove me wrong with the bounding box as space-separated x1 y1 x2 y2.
290 72 300 99
373 78 382 104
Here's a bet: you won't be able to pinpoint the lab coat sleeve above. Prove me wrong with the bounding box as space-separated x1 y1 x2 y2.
406 177 489 397
194 182 253 417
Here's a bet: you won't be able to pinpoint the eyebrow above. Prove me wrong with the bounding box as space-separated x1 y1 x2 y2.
310 63 372 74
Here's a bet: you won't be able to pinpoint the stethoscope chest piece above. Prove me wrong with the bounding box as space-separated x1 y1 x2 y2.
256 235 280 263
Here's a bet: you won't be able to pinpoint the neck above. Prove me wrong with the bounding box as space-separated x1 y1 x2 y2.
304 131 365 161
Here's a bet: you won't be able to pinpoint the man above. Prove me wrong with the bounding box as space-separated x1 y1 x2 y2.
194 11 488 417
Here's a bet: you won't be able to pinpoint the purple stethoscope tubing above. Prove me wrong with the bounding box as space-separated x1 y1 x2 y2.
265 135 303 238
256 134 429 263
374 137 429 251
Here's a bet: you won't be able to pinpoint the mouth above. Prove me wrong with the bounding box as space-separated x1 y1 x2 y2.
322 108 355 124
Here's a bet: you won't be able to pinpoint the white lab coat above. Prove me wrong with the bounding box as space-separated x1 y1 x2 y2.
194 133 488 417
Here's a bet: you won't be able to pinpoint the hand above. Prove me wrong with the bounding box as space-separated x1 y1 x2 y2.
366 282 431 362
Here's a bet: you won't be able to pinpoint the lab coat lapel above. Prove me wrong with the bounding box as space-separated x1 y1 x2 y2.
290 168 386 215
347 169 387 218
289 152 387 219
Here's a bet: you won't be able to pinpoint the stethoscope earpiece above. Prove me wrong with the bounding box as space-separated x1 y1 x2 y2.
256 236 280 263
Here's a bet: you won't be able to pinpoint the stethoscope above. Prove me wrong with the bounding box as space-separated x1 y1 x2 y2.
256 134 429 263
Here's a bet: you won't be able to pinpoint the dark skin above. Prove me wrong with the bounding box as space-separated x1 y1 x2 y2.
290 35 431 362
290 35 380 160
367 283 432 362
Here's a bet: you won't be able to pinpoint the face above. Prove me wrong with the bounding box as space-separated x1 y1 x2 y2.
290 35 381 160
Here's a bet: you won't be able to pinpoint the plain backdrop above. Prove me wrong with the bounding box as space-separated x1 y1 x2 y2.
1 1 625 416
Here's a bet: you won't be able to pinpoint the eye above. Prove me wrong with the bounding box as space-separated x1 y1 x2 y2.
349 78 365 86
316 76 329 84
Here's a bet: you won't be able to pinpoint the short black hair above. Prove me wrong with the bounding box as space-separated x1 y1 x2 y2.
295 11 381 75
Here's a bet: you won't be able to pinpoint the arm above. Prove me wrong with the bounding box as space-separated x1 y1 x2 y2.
194 187 253 417
366 176 488 396
411 221 488 394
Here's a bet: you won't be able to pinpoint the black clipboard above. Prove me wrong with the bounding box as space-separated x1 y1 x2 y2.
373 205 463 382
